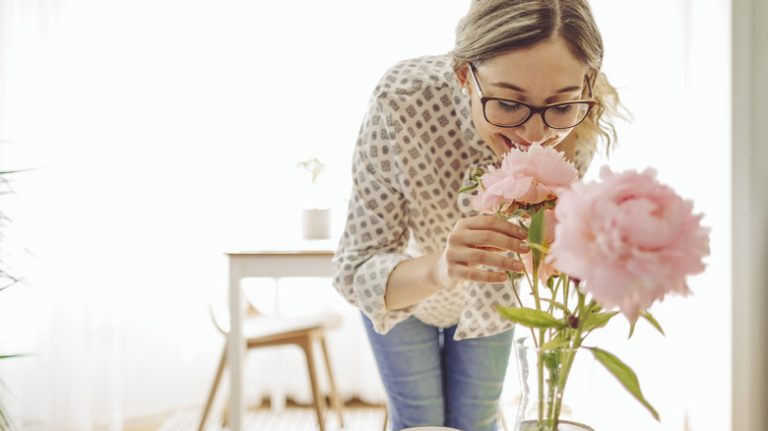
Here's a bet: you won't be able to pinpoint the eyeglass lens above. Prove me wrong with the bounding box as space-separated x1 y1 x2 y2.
485 100 591 128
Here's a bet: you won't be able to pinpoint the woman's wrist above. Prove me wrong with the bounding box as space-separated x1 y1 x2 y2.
384 253 445 311
428 251 455 291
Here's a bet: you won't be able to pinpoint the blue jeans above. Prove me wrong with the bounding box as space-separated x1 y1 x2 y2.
362 313 514 431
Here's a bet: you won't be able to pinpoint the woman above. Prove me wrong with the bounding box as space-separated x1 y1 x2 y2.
332 1 621 430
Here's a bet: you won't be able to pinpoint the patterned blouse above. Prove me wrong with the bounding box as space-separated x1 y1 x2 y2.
332 53 594 340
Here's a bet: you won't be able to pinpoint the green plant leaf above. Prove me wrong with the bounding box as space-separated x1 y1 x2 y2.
582 311 619 332
0 354 27 361
528 208 545 269
470 167 486 179
496 305 566 329
0 406 11 431
628 311 664 339
540 298 571 314
0 169 31 175
0 380 14 431
641 311 665 336
628 319 637 339
457 182 478 194
525 242 550 254
540 338 571 351
589 347 660 421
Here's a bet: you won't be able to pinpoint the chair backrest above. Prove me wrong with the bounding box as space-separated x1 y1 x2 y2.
208 299 264 335
208 303 227 335
207 288 343 338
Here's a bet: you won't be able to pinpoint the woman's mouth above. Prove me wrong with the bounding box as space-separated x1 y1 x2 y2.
500 135 531 152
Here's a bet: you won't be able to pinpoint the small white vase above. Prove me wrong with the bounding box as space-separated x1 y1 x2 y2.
302 208 331 239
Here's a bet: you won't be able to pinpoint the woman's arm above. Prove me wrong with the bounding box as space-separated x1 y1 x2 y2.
384 216 529 310
384 252 442 311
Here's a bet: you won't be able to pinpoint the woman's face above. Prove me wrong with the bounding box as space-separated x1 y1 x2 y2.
458 36 590 159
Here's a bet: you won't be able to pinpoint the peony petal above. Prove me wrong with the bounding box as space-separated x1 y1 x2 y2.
548 166 710 316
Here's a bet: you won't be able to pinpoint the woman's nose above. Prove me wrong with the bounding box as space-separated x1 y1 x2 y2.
515 112 550 144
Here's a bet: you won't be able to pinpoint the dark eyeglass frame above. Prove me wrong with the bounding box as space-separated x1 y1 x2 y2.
467 62 596 130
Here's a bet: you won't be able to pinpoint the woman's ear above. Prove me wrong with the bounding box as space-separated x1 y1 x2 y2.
455 63 470 90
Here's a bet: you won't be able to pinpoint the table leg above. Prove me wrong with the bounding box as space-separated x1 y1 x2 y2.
228 260 245 431
271 276 287 412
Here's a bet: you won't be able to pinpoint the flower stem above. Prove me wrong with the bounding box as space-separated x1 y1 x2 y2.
514 252 534 292
552 288 591 425
532 267 542 311
531 270 548 428
508 272 538 348
537 330 545 429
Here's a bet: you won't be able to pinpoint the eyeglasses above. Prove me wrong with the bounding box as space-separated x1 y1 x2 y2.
467 63 595 130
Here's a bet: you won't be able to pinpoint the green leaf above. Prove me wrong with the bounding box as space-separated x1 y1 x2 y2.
589 347 660 421
0 169 31 175
458 182 479 194
528 209 546 270
0 406 11 430
540 338 571 351
540 298 571 314
582 311 619 332
0 354 27 361
525 242 550 255
628 319 637 339
628 311 665 339
496 306 566 329
470 167 486 179
641 311 665 336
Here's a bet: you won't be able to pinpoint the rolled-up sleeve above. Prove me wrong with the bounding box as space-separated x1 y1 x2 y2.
332 93 417 334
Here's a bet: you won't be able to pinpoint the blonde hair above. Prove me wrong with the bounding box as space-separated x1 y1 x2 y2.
452 0 626 155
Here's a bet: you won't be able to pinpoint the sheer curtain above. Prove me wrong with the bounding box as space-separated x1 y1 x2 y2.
0 1 730 430
0 1 472 429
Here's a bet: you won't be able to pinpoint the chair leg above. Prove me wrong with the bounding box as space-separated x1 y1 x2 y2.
199 342 227 431
300 336 326 431
319 335 345 428
382 405 389 431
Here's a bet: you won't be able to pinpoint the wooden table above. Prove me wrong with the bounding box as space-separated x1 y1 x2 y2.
225 242 335 431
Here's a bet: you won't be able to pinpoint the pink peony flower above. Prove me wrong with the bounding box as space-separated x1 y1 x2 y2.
472 145 579 214
549 166 711 321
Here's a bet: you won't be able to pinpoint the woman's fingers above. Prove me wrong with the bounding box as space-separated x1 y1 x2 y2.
449 248 524 272
440 215 531 286
448 265 509 283
459 230 530 254
462 215 528 240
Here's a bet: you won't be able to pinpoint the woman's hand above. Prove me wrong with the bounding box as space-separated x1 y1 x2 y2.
433 215 530 287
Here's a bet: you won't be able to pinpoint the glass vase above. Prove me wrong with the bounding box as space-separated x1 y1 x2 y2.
512 336 596 431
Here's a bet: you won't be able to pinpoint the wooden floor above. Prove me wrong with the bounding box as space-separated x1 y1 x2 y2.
157 407 386 431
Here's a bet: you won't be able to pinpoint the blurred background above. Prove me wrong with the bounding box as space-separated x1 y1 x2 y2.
0 0 763 430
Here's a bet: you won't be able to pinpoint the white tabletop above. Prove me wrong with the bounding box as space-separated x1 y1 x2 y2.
224 238 337 255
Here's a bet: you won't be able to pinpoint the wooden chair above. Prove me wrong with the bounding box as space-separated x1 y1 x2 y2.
198 300 345 431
